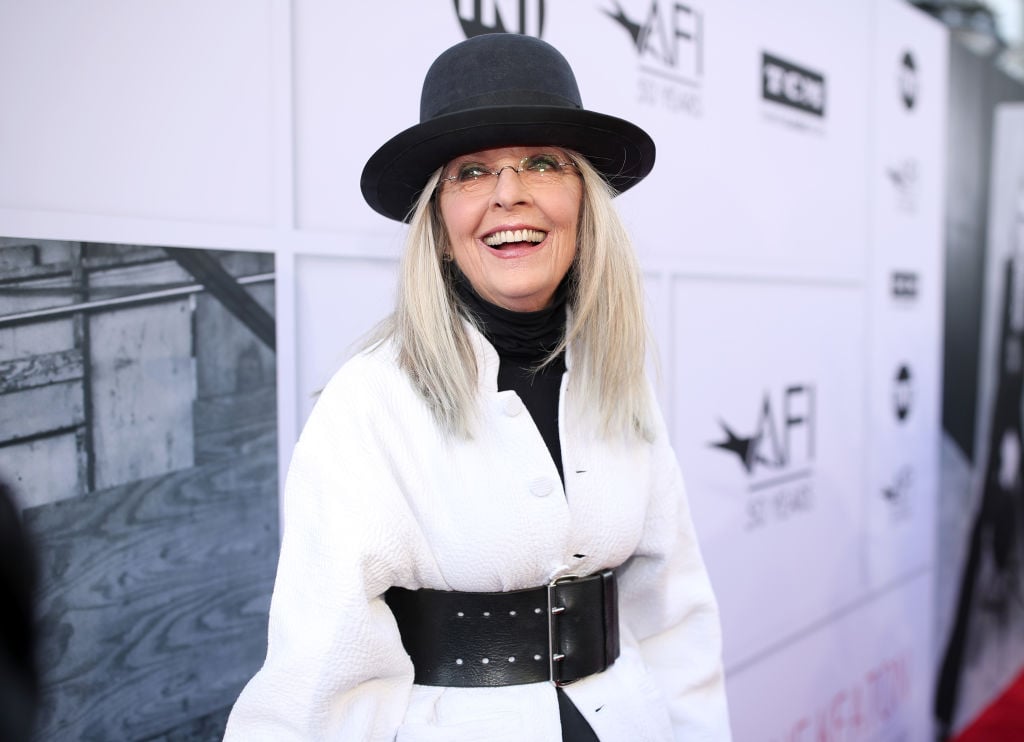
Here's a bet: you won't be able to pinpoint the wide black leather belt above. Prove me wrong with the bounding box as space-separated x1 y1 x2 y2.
384 570 620 687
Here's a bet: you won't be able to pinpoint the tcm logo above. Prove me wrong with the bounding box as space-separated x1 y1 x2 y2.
710 384 816 484
894 364 913 423
891 271 919 300
453 0 545 38
899 50 918 110
606 0 703 81
762 52 826 117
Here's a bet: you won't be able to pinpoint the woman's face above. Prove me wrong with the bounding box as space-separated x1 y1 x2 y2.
437 146 582 312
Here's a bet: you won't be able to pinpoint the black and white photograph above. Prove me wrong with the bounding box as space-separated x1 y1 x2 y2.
0 239 278 741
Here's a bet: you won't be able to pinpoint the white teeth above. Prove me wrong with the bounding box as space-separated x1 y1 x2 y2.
483 229 547 247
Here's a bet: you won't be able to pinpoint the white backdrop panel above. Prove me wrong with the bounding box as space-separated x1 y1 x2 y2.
727 572 933 742
864 0 947 590
0 2 278 225
546 0 872 279
292 1 463 235
670 278 866 666
294 253 397 428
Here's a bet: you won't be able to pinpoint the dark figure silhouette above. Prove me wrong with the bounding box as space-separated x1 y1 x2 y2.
935 257 1024 740
0 478 39 742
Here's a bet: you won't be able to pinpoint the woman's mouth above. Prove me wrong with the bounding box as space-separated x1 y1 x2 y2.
483 229 547 249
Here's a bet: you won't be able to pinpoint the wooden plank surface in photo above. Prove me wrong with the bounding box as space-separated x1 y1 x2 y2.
89 299 195 491
0 348 84 394
0 320 77 364
25 425 278 742
1 432 82 508
0 381 84 443
194 278 275 399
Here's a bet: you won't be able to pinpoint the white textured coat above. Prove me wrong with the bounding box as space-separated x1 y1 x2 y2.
224 324 731 741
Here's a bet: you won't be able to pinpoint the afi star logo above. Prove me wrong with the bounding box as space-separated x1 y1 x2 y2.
605 0 703 77
886 158 919 212
453 0 545 38
710 384 816 477
883 465 913 519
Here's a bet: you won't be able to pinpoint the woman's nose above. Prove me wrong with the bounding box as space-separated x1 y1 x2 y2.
490 166 531 207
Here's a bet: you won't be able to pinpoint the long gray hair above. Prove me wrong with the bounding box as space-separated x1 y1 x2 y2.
365 154 653 440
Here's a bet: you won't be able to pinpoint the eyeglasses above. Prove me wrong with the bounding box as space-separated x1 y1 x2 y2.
438 153 579 195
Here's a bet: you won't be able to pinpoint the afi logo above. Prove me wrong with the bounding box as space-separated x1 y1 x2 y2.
762 53 826 117
883 465 913 519
606 1 703 79
710 384 816 477
453 0 545 38
886 158 919 212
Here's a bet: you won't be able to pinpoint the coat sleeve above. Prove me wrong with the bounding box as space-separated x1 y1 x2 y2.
223 359 428 741
615 400 733 741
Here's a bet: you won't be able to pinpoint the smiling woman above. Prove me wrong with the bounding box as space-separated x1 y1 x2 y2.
225 33 732 742
438 146 582 312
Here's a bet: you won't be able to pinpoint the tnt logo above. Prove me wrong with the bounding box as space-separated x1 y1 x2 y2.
899 51 918 110
453 0 545 38
894 364 912 423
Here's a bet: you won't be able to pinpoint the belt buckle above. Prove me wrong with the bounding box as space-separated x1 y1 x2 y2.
547 574 582 687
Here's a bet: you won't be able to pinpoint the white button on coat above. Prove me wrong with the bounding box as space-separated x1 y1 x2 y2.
529 477 554 497
503 395 525 416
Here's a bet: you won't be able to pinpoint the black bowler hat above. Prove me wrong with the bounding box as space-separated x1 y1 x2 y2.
360 33 656 222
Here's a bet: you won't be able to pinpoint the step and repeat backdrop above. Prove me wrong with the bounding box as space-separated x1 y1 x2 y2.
290 2 947 739
0 1 948 739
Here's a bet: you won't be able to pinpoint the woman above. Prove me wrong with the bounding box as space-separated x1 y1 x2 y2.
225 33 730 741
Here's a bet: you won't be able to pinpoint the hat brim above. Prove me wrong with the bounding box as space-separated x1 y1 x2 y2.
360 105 655 222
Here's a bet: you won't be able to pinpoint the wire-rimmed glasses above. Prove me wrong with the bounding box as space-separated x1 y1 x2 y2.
438 153 579 195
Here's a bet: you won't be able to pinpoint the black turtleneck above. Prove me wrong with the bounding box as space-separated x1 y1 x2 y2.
453 269 601 742
453 268 569 484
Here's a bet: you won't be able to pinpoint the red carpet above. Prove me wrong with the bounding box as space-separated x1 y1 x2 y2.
954 669 1024 742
